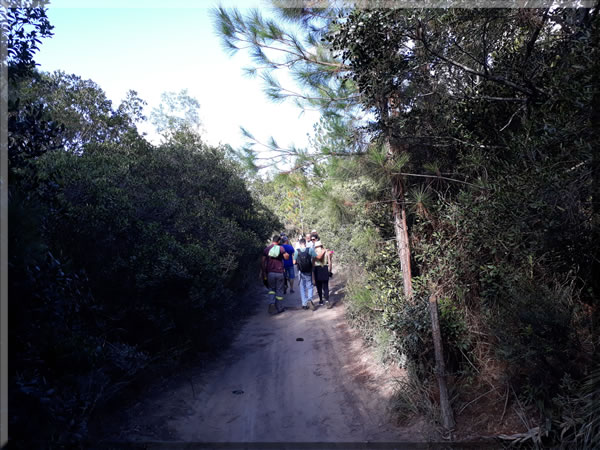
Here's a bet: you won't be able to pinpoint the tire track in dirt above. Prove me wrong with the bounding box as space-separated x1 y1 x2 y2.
99 278 432 443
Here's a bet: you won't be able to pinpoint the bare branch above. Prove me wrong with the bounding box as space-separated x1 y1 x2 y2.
524 9 550 63
392 172 490 190
277 85 360 103
235 34 347 71
499 104 526 132
449 95 527 102
419 32 544 98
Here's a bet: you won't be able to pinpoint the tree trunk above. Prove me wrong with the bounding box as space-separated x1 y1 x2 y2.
298 195 304 236
392 175 413 300
382 94 413 301
428 292 456 431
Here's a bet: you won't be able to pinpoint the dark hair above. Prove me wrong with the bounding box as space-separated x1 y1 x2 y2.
310 232 319 239
272 235 281 243
299 238 306 245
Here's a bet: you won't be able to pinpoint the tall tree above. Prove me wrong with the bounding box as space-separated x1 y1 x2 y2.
150 89 203 145
3 1 57 169
1 1 54 80
212 5 420 299
12 70 146 153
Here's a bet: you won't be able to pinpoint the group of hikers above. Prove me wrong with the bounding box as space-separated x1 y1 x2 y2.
261 230 334 315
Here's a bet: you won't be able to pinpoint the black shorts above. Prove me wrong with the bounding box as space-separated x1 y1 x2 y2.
314 266 329 282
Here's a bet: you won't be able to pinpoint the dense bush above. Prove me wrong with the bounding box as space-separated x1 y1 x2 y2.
7 50 280 442
9 133 279 441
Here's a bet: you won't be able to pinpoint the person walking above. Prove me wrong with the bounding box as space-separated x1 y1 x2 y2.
294 236 302 252
281 236 296 294
305 233 315 249
293 238 317 310
261 235 290 314
313 240 333 308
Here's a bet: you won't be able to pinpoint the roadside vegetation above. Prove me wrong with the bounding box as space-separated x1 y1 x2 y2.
6 4 279 442
215 4 599 446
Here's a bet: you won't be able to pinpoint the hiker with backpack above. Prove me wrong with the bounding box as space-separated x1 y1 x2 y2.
281 236 296 294
313 240 334 308
293 238 317 310
261 235 290 314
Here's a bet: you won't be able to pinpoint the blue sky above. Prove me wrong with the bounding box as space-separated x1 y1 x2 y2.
35 0 322 151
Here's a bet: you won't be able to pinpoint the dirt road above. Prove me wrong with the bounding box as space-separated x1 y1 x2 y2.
100 278 431 443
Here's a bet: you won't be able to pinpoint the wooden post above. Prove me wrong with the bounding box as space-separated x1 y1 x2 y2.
429 292 456 431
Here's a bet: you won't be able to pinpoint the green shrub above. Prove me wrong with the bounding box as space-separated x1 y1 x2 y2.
10 138 280 442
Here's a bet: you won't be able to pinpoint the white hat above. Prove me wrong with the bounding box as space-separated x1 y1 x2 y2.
314 240 323 248
311 229 317 233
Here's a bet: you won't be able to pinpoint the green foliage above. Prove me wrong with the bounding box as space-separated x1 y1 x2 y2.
211 5 362 173
322 6 599 440
390 364 440 427
214 2 598 441
150 89 203 144
212 4 353 114
491 276 579 394
34 139 276 317
438 297 471 355
2 2 54 79
9 55 280 443
11 137 279 442
553 365 600 447
345 267 383 342
10 70 145 153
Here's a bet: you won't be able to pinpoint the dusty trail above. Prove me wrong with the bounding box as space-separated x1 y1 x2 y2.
99 277 430 443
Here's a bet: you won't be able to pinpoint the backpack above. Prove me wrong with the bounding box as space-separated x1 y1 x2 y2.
315 247 326 261
297 249 312 273
268 245 281 258
267 244 289 260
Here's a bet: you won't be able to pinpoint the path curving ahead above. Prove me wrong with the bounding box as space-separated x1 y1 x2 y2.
101 277 430 443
